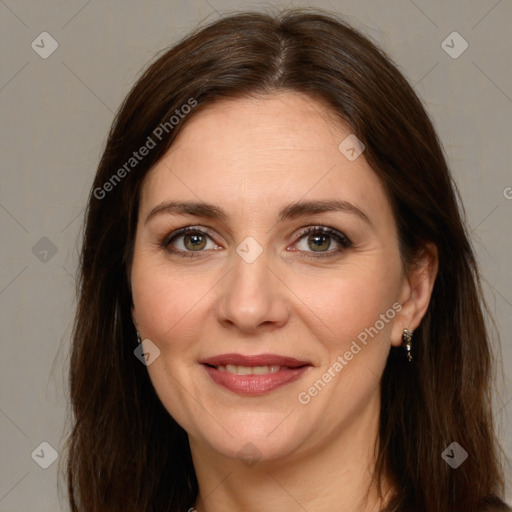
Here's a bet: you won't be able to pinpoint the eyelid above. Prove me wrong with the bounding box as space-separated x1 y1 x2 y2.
294 225 349 242
161 224 352 258
161 225 221 257
290 225 352 258
162 225 217 246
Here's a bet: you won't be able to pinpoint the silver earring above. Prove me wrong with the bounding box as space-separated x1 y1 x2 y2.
403 329 413 362
136 331 142 344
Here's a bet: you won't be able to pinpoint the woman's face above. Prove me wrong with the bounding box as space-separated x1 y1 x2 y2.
131 92 413 464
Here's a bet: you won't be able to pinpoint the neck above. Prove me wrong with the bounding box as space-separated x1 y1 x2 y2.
189 392 394 512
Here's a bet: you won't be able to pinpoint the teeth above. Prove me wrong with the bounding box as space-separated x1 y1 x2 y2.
253 366 274 375
218 364 282 375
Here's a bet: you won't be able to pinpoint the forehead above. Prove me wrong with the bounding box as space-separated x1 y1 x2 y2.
140 92 391 225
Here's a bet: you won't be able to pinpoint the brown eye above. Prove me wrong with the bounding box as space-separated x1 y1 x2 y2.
294 226 352 258
307 233 331 252
183 232 207 251
163 227 217 257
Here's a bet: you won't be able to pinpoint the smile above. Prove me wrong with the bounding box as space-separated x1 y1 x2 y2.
199 353 312 395
216 364 281 375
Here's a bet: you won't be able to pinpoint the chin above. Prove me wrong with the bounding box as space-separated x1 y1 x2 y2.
190 413 309 465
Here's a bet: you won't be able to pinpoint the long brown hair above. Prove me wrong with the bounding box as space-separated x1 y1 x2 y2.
63 9 510 512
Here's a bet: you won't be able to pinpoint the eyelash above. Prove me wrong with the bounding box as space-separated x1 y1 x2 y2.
160 225 352 259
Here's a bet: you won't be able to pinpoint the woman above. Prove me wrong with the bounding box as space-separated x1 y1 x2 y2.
63 9 511 512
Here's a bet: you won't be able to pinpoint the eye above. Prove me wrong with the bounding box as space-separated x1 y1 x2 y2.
161 225 352 259
162 227 218 257
293 226 352 258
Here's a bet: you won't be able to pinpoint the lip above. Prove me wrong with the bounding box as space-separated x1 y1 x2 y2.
199 353 310 368
199 353 312 396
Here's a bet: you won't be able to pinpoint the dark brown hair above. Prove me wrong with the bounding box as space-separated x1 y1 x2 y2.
63 9 510 512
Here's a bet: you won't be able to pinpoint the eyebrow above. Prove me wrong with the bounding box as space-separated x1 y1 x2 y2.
144 199 372 227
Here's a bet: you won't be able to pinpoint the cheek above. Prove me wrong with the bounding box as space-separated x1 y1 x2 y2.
291 261 401 346
130 254 207 346
295 273 399 417
130 255 212 431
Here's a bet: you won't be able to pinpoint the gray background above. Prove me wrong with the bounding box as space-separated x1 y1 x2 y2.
0 0 511 510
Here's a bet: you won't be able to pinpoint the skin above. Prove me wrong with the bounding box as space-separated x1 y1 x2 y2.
131 92 438 512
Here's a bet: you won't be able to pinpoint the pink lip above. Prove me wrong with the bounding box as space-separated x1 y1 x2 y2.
199 353 312 396
199 353 310 368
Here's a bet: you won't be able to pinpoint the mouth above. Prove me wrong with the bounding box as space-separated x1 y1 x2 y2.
199 353 312 395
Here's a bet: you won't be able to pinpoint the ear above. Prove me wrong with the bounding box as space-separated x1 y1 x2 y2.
391 242 439 347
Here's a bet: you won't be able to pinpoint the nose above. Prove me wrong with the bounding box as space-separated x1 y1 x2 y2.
215 248 290 334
